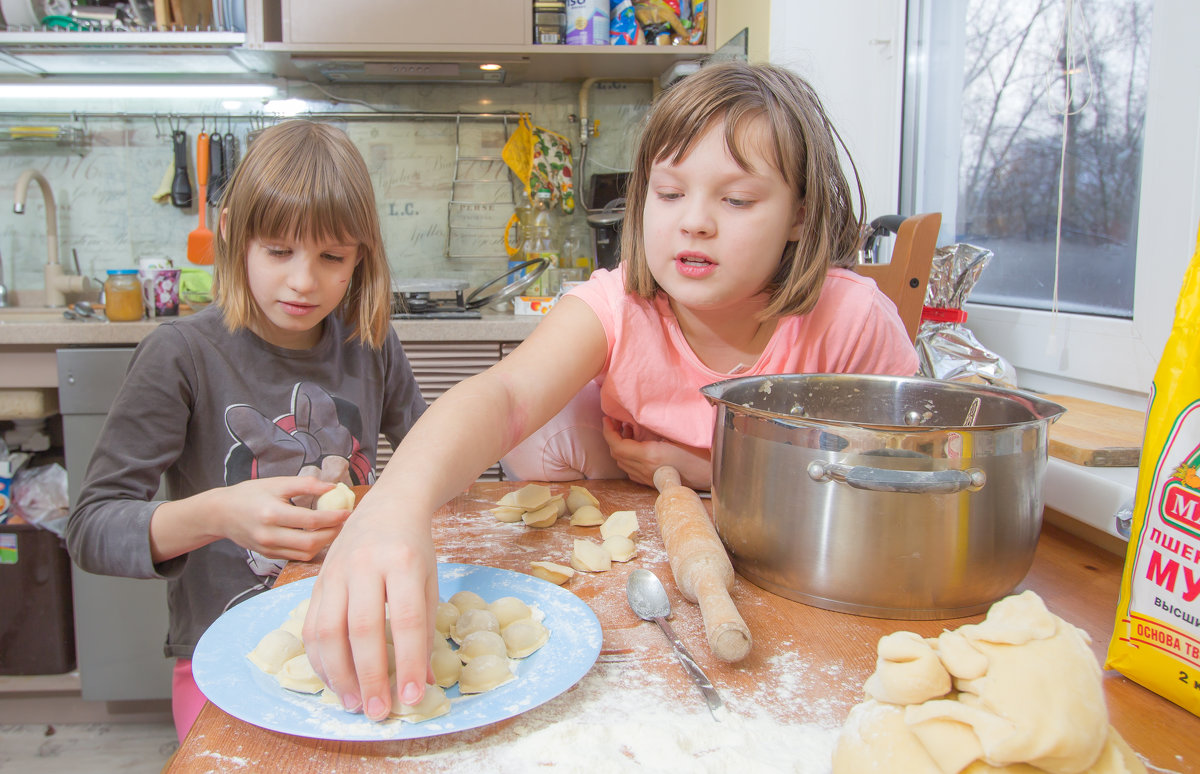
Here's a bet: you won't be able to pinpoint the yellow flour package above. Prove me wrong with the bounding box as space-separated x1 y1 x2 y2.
1106 224 1200 716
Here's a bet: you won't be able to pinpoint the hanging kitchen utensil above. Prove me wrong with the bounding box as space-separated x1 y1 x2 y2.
224 126 237 181
208 132 225 205
170 130 192 209
187 132 214 265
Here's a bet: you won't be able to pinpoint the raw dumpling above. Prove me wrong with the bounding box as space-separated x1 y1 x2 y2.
457 630 509 663
275 653 325 694
434 601 460 638
498 483 552 511
600 510 639 540
522 501 559 528
602 535 637 563
431 646 462 688
502 619 550 659
316 481 356 511
448 590 488 613
491 505 525 523
566 485 599 513
458 653 516 694
451 607 501 644
277 598 310 639
571 538 611 572
529 561 575 585
569 504 604 527
247 628 304 674
391 682 450 723
489 596 533 628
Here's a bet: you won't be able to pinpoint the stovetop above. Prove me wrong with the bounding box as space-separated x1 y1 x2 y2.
392 278 481 319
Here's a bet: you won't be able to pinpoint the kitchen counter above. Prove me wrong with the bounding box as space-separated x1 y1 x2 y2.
0 311 541 347
167 480 1197 773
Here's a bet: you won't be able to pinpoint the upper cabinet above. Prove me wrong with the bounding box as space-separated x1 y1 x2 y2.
0 0 719 83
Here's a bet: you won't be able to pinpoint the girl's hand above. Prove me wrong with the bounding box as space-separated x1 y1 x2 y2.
602 417 713 490
304 497 438 722
211 476 351 561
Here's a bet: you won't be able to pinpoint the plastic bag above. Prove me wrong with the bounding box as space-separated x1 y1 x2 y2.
915 243 1018 388
12 463 70 537
1105 223 1200 717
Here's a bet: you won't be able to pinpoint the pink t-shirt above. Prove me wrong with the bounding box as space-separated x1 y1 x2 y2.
567 266 919 450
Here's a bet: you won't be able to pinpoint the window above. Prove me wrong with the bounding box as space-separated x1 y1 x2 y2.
901 0 1200 402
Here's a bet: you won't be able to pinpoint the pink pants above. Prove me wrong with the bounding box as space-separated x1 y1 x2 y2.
172 658 208 743
500 380 627 481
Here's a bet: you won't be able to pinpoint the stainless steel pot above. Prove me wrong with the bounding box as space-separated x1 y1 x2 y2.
701 374 1066 620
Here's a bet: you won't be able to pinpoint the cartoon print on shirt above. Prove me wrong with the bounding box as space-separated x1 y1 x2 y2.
223 382 373 583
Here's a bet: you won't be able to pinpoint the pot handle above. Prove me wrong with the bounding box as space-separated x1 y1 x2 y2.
806 460 986 494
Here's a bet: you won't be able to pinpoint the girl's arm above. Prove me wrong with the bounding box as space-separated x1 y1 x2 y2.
304 296 609 721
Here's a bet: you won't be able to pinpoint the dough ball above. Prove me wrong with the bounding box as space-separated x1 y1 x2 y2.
431 646 463 688
566 485 600 513
502 618 550 659
529 560 575 585
434 602 460 638
488 596 533 628
569 504 605 527
451 607 501 645
600 510 639 540
863 631 951 706
274 653 325 694
315 481 356 511
491 505 526 523
247 628 305 675
391 682 450 723
457 630 509 663
522 501 559 528
458 653 515 694
570 538 612 572
448 590 488 613
602 535 637 563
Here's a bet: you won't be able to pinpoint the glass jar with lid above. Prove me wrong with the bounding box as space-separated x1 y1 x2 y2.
104 269 144 322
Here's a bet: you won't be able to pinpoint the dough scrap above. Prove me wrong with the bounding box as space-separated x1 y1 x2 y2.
569 504 605 527
488 596 533 628
566 485 599 513
458 653 516 694
602 534 637 563
832 591 1142 774
570 538 612 572
600 510 639 540
316 481 356 511
247 629 305 674
529 560 575 585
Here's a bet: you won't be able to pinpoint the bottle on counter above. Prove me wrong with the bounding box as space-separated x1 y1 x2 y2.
526 188 561 295
560 219 594 281
104 269 144 322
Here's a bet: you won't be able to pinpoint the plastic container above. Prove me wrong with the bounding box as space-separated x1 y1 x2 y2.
533 0 566 44
0 524 76 674
104 269 145 322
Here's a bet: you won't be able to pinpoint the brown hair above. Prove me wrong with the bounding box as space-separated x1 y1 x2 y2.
621 61 866 318
212 120 392 348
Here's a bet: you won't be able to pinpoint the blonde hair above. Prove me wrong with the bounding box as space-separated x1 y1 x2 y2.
621 61 866 319
212 120 392 348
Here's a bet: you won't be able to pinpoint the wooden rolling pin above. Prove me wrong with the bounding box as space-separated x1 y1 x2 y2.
653 466 752 662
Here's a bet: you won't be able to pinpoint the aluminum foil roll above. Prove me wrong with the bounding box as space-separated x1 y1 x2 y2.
916 243 1018 388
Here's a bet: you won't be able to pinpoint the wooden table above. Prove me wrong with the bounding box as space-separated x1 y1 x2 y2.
168 480 1197 773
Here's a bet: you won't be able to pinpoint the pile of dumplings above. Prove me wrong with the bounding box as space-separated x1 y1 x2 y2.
491 484 641 583
246 590 551 724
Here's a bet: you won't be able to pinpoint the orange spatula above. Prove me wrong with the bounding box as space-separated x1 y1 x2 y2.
187 131 214 265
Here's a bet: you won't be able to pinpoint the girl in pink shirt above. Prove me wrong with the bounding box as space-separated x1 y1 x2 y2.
306 61 917 720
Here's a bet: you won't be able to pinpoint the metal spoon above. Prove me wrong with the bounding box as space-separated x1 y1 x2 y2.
626 568 725 720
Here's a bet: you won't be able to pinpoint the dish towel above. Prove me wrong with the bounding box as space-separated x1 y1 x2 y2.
502 114 575 214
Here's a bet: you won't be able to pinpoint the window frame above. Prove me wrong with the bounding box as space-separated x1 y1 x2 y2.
900 0 1200 408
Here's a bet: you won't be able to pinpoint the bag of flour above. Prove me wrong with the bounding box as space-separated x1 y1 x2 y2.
1106 224 1200 717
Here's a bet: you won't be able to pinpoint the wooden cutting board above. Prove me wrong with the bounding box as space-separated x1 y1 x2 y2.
1043 394 1146 467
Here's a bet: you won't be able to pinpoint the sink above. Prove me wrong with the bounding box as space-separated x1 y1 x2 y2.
0 306 76 323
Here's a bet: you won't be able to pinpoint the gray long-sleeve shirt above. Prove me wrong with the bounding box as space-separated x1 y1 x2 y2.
65 306 427 658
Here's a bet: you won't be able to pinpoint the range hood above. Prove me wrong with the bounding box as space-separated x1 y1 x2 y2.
290 58 510 84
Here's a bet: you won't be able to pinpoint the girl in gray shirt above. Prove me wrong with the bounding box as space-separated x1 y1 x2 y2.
66 120 426 742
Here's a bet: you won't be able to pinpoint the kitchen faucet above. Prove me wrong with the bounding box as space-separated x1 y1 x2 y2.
13 169 89 308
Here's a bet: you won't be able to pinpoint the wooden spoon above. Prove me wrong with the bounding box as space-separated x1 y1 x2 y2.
187 131 214 265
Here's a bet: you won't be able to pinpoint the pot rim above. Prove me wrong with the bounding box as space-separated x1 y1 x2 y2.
700 373 1066 431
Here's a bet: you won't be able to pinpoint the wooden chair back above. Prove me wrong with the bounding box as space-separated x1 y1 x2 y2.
852 212 942 343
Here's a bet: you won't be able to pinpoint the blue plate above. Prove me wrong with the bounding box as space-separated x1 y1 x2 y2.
193 563 602 740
